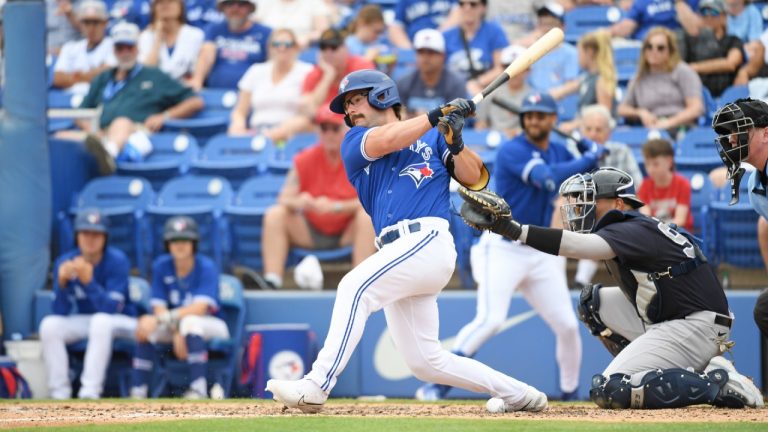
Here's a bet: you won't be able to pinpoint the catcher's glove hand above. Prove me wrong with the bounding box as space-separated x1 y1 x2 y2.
458 186 522 240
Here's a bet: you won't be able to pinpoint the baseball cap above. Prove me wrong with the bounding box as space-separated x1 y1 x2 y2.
77 0 108 21
110 21 140 46
315 104 345 125
319 28 345 50
163 216 200 242
74 208 109 233
500 45 526 66
520 92 558 114
537 2 565 21
413 29 445 53
699 0 725 13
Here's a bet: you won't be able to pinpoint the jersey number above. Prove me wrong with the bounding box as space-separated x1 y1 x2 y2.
656 220 695 259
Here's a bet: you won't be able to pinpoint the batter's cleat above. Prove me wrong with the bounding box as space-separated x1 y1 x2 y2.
415 383 451 401
266 378 328 413
706 356 765 408
487 386 548 413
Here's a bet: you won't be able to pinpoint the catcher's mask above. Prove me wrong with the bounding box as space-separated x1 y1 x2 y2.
559 167 644 233
712 98 768 204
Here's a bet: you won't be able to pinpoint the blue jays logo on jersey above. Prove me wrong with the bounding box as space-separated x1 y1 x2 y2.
409 139 433 161
400 162 434 188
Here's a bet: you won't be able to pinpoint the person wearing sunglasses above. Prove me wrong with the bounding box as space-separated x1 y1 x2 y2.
137 0 204 84
617 26 704 134
190 0 271 90
388 0 461 49
52 0 116 93
259 105 375 290
228 28 313 139
611 0 700 41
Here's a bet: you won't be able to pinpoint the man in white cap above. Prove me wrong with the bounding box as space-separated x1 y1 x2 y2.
395 28 468 118
475 45 533 137
77 21 203 174
53 0 116 94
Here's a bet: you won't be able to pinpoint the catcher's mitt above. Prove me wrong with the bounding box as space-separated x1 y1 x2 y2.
458 186 522 240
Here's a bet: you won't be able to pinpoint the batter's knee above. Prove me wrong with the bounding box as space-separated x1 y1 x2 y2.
178 315 205 337
403 348 449 383
39 315 66 341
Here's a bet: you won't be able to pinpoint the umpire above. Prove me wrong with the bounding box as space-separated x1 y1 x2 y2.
457 167 764 409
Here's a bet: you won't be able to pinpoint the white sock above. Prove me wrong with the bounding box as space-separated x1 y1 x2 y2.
264 273 283 289
104 139 120 158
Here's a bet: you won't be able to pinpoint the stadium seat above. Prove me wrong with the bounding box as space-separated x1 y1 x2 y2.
146 175 234 269
675 127 721 172
563 5 624 43
700 86 717 127
225 174 286 271
47 89 85 132
678 170 715 237
463 129 503 172
190 134 273 189
609 126 671 152
198 88 239 111
268 132 318 172
162 109 230 144
717 85 749 105
117 132 199 191
614 45 640 85
704 201 761 268
58 176 155 274
557 93 579 122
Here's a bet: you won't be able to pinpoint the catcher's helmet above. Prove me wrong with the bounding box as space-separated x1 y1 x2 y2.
329 69 400 127
559 167 643 233
163 216 199 242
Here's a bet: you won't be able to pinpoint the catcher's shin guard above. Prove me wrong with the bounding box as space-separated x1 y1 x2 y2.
590 369 724 409
577 284 630 357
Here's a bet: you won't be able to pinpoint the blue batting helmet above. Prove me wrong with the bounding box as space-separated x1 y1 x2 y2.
329 69 400 125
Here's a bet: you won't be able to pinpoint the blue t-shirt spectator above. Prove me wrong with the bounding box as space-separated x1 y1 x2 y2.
150 253 222 318
107 0 151 29
627 0 700 40
528 43 579 93
443 20 508 80
186 0 224 30
395 0 457 41
727 3 763 42
203 21 271 89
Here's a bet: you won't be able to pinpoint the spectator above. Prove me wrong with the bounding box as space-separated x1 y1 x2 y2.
681 0 743 98
611 0 701 41
725 0 765 84
190 0 271 90
130 216 230 399
260 106 376 290
442 0 508 95
79 22 204 174
185 0 224 29
47 0 81 56
486 0 538 42
109 0 152 29
638 138 694 231
344 4 390 67
255 0 331 49
300 28 374 120
617 26 703 133
388 0 460 49
39 208 137 399
395 29 467 118
138 0 205 83
52 0 115 94
228 28 313 139
550 29 617 130
475 45 533 137
518 2 579 93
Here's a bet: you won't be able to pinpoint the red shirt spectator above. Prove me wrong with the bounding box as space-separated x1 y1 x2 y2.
638 172 694 232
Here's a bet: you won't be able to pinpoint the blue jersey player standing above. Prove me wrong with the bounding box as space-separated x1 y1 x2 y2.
267 69 549 413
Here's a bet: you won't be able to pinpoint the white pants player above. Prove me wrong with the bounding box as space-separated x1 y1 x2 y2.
304 217 538 405
452 232 582 395
40 313 137 399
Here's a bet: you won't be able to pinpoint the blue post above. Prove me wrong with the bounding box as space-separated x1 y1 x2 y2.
0 0 50 339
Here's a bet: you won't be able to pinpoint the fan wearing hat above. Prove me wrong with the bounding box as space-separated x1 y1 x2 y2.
611 0 700 41
52 0 116 93
40 208 137 399
260 104 375 290
131 216 230 399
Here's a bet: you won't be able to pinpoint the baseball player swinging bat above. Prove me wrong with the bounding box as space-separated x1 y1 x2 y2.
437 27 565 135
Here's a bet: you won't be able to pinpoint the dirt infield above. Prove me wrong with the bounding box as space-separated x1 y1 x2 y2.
0 400 767 428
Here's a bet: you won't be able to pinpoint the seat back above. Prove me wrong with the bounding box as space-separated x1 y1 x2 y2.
199 88 239 111
116 133 199 191
563 6 624 43
707 202 762 268
675 127 721 172
718 85 749 105
614 45 640 85
154 175 233 211
268 133 317 172
191 134 273 189
678 170 714 236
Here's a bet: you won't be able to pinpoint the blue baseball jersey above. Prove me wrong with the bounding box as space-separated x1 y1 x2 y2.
186 0 223 30
627 0 699 41
203 22 271 89
748 167 768 220
150 254 222 318
395 0 457 41
51 246 133 316
495 134 598 226
443 21 508 80
341 126 453 234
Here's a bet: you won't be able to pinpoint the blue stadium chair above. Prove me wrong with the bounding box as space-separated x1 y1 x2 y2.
463 129 504 172
225 174 286 271
678 170 715 237
298 46 319 64
557 93 579 122
117 132 199 191
58 176 155 274
675 127 721 172
146 175 234 269
704 201 761 268
163 109 230 144
268 133 318 172
47 89 85 132
609 126 672 150
717 85 749 105
199 88 239 111
700 86 718 127
391 48 417 80
563 6 624 43
614 45 640 85
190 134 273 189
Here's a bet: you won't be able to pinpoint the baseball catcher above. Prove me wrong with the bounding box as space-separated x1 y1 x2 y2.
458 167 764 409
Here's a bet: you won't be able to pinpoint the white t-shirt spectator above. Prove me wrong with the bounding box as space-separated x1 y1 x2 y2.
255 0 329 43
237 60 313 130
138 24 204 80
54 37 116 93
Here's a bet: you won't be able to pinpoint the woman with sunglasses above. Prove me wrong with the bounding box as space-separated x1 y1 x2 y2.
228 28 313 139
617 26 704 134
138 0 204 83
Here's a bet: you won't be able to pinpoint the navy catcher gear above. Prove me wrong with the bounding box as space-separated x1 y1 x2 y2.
577 283 630 357
163 216 199 242
329 69 400 127
590 369 723 409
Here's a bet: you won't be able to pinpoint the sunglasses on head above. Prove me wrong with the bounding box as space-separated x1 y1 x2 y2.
700 8 722 17
320 123 342 132
271 40 295 49
458 1 481 7
643 43 668 52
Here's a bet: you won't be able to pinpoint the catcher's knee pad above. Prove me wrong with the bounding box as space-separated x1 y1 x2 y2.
592 369 722 409
590 373 632 409
577 283 630 357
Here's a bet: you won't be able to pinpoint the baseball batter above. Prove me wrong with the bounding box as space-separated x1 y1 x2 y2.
418 92 604 401
40 208 138 399
712 98 768 338
458 167 764 409
130 216 229 399
267 69 548 413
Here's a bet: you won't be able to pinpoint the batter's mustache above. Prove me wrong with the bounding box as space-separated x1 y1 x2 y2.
350 114 365 122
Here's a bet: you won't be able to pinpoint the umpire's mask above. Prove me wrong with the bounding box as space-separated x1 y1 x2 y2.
559 172 597 234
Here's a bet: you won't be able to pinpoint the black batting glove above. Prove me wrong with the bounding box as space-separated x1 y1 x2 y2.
427 98 476 127
438 112 465 155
